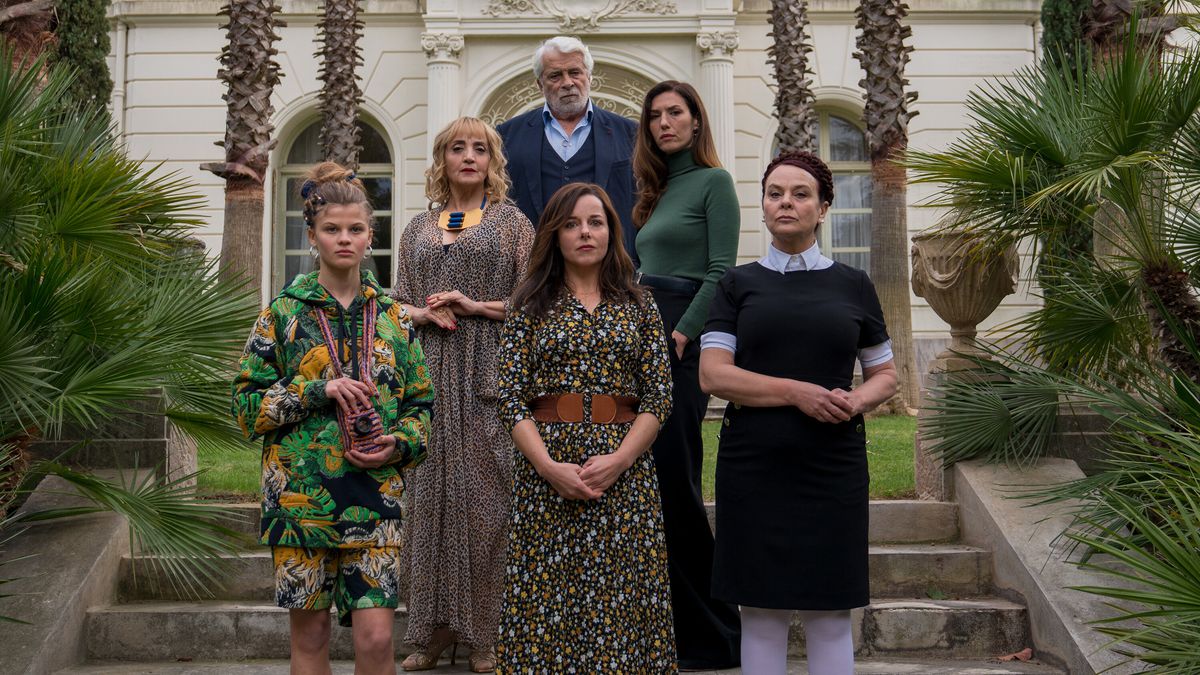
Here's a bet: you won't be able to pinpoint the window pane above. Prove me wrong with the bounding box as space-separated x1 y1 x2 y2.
363 178 392 212
372 216 392 250
285 215 308 249
831 213 871 249
363 255 392 289
285 178 305 210
829 115 868 162
286 120 391 165
359 124 391 164
284 254 316 289
287 123 322 164
833 250 869 272
833 173 872 209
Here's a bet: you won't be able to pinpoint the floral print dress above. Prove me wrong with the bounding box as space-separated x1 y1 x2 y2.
494 291 677 674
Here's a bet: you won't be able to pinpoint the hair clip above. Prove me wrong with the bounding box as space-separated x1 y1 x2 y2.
346 171 356 181
300 179 317 200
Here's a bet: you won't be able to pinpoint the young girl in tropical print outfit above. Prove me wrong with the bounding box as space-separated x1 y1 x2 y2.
232 161 434 675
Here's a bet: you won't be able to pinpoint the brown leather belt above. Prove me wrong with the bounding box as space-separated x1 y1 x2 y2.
529 393 640 424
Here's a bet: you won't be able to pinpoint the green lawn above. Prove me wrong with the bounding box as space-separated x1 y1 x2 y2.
199 415 916 501
700 415 916 501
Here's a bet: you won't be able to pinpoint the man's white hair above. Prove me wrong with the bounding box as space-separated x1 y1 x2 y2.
533 36 594 79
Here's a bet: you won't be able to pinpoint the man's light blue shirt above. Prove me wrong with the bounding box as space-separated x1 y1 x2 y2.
542 102 594 162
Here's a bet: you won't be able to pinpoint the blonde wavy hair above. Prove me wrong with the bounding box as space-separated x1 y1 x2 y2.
424 117 512 209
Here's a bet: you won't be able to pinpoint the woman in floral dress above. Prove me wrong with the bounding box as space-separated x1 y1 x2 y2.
494 182 677 673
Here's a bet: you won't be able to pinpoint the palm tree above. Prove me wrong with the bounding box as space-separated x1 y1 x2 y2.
201 0 285 294
0 0 55 70
1084 0 1176 63
316 0 364 169
1 47 256 619
854 0 919 411
768 0 818 153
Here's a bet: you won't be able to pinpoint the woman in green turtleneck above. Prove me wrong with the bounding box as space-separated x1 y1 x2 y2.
632 80 741 670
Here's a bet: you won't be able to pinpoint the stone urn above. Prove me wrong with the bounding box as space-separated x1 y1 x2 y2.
911 230 1018 369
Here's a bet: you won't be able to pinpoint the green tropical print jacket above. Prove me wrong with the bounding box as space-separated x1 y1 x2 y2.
232 270 434 549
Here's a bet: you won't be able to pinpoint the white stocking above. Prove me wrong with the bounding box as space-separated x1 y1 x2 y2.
739 605 791 675
797 609 854 675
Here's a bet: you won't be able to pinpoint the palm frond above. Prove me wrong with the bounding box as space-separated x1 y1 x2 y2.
16 462 244 599
921 352 1062 466
1067 486 1200 671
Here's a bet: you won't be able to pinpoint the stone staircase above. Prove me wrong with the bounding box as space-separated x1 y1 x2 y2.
58 501 1065 673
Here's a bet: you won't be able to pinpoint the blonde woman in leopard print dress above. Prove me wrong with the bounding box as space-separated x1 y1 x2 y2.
392 117 534 672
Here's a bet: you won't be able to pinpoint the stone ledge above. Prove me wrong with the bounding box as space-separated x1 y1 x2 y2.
953 459 1141 675
1 475 131 675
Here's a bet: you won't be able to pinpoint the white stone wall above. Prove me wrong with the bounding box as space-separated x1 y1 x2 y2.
109 0 1043 346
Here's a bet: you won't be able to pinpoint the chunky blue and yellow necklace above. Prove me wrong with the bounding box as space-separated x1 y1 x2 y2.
437 195 487 232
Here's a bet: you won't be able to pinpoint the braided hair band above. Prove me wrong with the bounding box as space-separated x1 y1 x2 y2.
301 172 361 226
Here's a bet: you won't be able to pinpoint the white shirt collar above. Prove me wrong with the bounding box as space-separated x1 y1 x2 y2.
758 241 834 273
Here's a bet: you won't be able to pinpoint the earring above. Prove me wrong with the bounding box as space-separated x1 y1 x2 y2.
309 245 318 260
364 246 374 259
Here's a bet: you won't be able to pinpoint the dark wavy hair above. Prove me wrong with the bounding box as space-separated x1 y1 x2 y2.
510 183 644 320
632 80 721 227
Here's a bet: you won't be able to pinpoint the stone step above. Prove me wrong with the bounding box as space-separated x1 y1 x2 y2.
86 598 1027 662
57 656 1065 674
119 543 990 603
215 499 960 548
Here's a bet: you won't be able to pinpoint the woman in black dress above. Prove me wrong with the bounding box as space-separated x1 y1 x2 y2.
698 152 898 674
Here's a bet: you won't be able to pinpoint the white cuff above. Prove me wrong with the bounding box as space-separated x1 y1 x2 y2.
699 331 737 354
859 340 893 368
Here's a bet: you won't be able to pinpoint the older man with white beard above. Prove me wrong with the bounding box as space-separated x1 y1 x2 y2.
497 35 641 266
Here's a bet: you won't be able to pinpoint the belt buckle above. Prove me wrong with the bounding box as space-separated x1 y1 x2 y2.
555 393 585 423
591 394 618 424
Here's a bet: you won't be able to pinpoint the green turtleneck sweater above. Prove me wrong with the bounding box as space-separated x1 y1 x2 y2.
635 149 740 339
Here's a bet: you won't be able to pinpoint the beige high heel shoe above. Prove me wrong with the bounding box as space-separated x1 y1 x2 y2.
468 647 496 673
400 629 457 671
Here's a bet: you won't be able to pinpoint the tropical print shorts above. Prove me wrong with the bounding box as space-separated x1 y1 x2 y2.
272 545 400 627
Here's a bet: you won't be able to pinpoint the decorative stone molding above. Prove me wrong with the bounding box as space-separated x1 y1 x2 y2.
421 32 464 62
482 0 678 32
696 30 740 60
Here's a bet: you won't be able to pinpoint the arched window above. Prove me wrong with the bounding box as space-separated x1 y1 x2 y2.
274 118 395 292
770 111 872 271
818 112 871 272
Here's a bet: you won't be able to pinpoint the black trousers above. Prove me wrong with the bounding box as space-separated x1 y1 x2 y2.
650 286 741 669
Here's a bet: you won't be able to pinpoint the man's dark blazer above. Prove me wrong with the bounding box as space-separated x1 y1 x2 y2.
497 105 640 266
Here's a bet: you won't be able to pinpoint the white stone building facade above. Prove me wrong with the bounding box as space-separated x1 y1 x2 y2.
107 0 1044 368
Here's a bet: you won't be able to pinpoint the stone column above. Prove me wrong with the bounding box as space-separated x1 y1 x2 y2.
696 30 739 176
422 32 464 156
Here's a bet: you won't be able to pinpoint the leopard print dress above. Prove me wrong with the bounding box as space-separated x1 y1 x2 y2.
393 201 534 649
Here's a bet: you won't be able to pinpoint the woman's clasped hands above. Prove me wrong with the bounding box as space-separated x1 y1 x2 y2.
406 289 479 330
790 381 861 424
538 452 632 501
